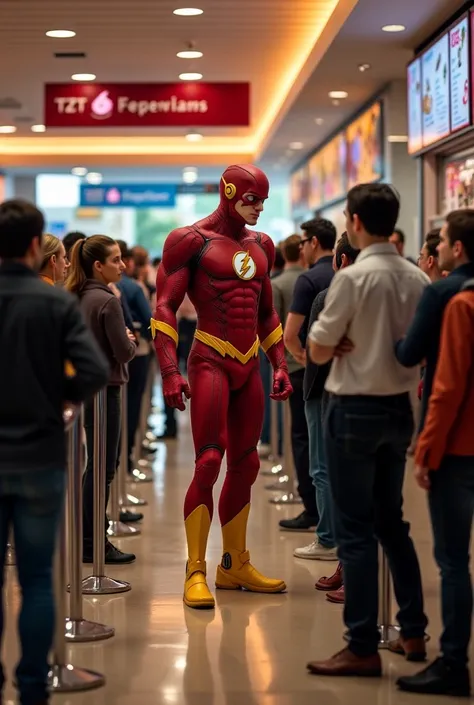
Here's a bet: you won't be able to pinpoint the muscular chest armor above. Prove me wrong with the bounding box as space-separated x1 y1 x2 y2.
188 231 270 355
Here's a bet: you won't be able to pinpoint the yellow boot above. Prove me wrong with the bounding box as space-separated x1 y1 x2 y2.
184 505 215 609
215 504 286 593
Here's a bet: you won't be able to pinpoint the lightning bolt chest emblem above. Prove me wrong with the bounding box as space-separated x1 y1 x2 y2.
232 250 257 281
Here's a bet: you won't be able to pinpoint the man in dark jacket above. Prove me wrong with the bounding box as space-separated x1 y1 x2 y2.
0 199 109 705
395 209 474 428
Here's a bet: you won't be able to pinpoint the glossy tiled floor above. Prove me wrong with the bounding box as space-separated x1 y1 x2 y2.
2 405 473 705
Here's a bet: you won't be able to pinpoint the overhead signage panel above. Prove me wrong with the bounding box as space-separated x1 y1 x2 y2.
45 83 250 128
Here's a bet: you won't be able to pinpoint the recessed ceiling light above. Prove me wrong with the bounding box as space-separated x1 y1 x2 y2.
183 169 198 184
71 167 88 177
85 172 103 184
71 73 96 82
382 24 406 32
0 125 17 134
315 117 324 125
332 99 340 106
329 91 348 99
173 8 203 16
177 50 203 59
46 30 76 38
358 63 371 72
289 141 304 150
179 72 203 81
388 135 409 143
31 124 46 133
185 132 203 142
183 166 198 174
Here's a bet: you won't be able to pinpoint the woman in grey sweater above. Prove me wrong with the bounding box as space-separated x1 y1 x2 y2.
67 235 137 564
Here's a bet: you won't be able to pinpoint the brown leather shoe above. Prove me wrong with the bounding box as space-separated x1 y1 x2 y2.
326 584 345 604
315 562 343 591
307 647 382 677
388 636 426 662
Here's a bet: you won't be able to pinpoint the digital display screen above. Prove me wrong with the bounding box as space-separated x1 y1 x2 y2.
422 33 450 147
407 58 423 154
450 16 470 132
308 151 323 211
346 102 383 189
290 165 309 213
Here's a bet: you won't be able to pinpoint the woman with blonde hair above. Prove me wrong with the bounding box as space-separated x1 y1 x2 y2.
39 234 69 285
66 235 137 564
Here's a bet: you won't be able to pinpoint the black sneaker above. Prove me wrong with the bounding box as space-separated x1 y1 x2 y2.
279 510 319 532
120 510 144 523
83 542 136 565
397 658 471 697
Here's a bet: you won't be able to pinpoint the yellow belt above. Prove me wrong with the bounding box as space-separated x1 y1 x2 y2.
194 330 260 365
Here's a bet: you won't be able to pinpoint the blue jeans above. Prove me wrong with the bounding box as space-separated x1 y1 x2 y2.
325 394 427 656
429 455 474 666
0 468 65 705
305 397 334 547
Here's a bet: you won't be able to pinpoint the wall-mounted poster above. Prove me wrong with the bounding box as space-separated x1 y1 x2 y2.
308 151 323 211
290 165 309 212
346 102 383 189
422 33 450 147
407 58 423 154
320 134 346 204
450 16 470 132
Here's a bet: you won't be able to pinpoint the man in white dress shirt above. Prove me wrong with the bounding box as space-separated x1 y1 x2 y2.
306 183 429 678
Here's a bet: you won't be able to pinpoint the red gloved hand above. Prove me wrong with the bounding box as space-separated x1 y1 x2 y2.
418 379 424 400
270 368 293 401
162 372 191 411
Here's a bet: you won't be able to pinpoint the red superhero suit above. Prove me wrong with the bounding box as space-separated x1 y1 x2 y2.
152 164 292 609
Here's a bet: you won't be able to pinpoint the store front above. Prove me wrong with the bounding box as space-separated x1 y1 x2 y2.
408 7 474 233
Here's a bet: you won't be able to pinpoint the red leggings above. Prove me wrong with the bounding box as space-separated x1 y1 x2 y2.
183 342 264 526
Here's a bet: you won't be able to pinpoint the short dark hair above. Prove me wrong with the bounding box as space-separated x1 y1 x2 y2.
446 209 474 262
152 257 162 267
301 217 337 251
63 231 86 258
425 228 441 258
281 234 302 263
335 232 360 268
393 228 405 244
273 246 285 270
116 239 133 260
0 199 45 259
347 183 400 238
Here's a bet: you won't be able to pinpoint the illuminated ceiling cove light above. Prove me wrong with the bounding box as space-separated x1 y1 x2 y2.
289 141 304 150
71 73 96 81
31 124 46 132
328 90 348 99
71 167 88 176
46 29 76 38
358 63 371 72
382 24 406 32
388 135 408 143
185 132 203 142
173 8 203 16
315 117 324 125
0 125 17 133
179 72 203 81
177 50 203 59
86 172 103 184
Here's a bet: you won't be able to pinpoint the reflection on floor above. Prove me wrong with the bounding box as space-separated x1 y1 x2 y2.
2 406 473 705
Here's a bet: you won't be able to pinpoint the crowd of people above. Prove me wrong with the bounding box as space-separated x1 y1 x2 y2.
0 183 473 703
264 184 474 696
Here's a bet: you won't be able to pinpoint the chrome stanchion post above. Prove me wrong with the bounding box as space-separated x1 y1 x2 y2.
261 397 283 477
65 408 115 642
378 548 400 648
48 408 106 692
120 384 147 507
129 369 154 483
81 390 131 595
5 537 15 566
269 400 302 505
109 387 142 537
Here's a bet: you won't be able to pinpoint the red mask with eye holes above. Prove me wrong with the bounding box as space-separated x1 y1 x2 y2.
219 164 269 226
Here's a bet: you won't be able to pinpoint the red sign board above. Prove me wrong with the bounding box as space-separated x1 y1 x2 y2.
44 82 250 128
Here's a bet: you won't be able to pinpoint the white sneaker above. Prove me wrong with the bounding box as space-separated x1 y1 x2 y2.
293 540 338 561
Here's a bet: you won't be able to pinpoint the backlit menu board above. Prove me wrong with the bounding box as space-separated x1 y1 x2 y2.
320 134 346 204
450 16 470 132
422 33 450 147
407 58 423 154
308 151 323 211
290 164 310 213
